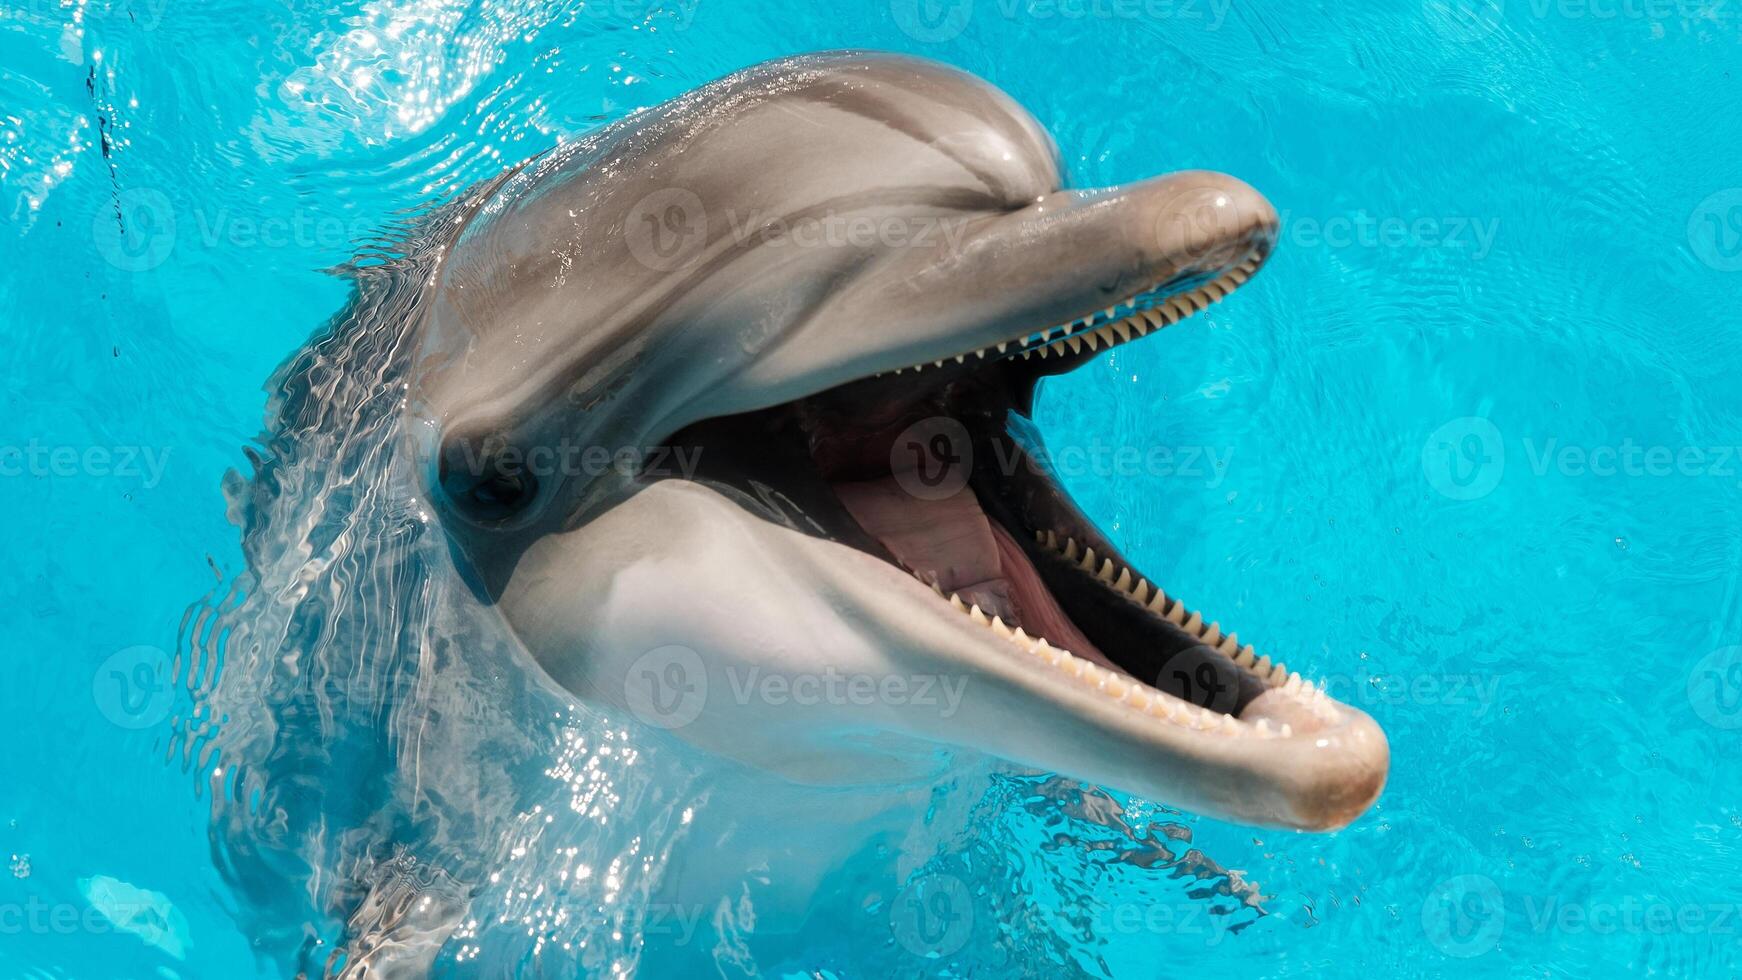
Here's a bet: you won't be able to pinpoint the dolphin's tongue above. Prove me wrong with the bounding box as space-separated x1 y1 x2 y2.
832 476 1119 672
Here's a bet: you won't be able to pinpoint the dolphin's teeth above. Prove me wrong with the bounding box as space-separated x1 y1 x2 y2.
1144 695 1175 723
949 593 967 611
1035 638 1062 665
955 354 965 364
933 360 945 368
975 348 987 359
969 603 989 625
995 257 1261 365
1007 523 1334 733
1279 723 1294 738
1255 719 1274 737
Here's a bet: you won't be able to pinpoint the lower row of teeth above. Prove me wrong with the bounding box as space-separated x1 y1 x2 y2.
883 258 1262 374
911 571 1276 737
1032 529 1343 727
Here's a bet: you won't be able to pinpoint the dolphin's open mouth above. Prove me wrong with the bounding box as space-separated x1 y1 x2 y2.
669 247 1383 824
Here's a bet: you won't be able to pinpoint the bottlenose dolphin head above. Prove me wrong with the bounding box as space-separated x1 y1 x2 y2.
410 52 1387 831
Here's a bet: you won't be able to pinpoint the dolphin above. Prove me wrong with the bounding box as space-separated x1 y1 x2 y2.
409 50 1388 833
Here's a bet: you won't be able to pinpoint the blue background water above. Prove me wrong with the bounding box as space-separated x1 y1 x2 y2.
4 0 1742 975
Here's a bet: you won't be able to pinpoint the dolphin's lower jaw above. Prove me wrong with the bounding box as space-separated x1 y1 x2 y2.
669 242 1389 832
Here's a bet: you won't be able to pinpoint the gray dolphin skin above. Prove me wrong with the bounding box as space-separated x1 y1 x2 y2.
409 51 1388 831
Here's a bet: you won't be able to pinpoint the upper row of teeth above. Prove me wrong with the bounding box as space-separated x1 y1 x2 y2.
882 259 1260 375
1033 529 1343 726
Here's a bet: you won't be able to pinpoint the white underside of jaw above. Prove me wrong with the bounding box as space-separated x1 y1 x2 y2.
877 256 1263 375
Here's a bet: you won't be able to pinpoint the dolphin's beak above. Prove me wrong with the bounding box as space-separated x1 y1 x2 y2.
721 170 1282 406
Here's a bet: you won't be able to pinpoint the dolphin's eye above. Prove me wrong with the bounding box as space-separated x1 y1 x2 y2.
437 433 539 523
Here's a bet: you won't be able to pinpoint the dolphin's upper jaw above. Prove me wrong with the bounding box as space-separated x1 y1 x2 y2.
879 255 1263 379
680 243 1389 832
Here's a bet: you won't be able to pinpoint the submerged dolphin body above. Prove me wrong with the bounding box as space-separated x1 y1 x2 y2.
410 51 1388 832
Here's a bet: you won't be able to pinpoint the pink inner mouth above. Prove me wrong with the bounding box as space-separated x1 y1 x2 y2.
832 475 1119 673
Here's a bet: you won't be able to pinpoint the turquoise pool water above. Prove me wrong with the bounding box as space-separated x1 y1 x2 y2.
4 0 1741 976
